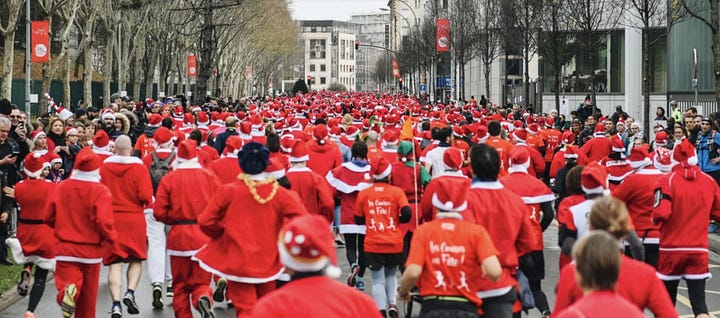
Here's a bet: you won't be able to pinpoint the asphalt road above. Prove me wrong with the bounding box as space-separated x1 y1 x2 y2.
2 226 720 317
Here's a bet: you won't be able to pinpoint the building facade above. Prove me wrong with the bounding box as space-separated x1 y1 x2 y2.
299 20 358 91
350 13 391 92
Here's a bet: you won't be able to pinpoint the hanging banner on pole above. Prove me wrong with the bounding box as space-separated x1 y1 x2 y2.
436 18 450 52
392 59 400 78
187 55 197 77
31 21 50 63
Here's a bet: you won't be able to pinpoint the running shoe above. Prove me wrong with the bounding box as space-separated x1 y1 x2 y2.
123 293 140 315
60 284 77 318
355 280 365 291
17 266 31 296
111 304 122 318
346 263 359 287
152 283 164 310
388 304 399 318
166 282 173 297
198 296 216 318
213 278 227 302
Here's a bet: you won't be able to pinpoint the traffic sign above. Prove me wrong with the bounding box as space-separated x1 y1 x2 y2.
420 84 427 92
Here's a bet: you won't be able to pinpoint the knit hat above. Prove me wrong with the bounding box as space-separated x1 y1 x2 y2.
313 124 329 145
177 140 198 162
594 125 606 137
265 158 286 179
581 162 609 194
509 147 530 173
370 157 392 180
431 177 468 213
147 114 163 128
654 131 668 147
611 136 626 153
0 99 11 116
513 128 527 144
238 142 270 175
653 147 674 172
564 145 579 159
443 147 464 170
23 152 49 178
224 136 244 157
628 147 652 169
397 141 414 162
153 127 174 147
671 139 698 166
289 139 310 163
93 130 110 150
278 214 341 277
31 129 46 144
73 147 101 173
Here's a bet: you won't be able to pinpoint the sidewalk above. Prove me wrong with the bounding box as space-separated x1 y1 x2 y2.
710 233 720 256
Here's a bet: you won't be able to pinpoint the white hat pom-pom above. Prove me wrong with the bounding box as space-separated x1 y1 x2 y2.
33 152 42 159
324 265 342 278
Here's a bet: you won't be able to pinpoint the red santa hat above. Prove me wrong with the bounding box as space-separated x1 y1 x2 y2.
671 139 698 166
265 158 286 179
654 131 668 147
513 128 527 144
475 126 489 143
224 136 244 157
616 118 626 127
147 114 163 128
443 147 464 171
431 178 468 213
177 140 198 163
527 123 539 135
370 157 392 180
653 147 674 172
545 117 555 128
172 105 184 119
581 162 609 195
239 121 253 140
197 112 210 126
345 126 360 139
49 153 62 166
55 106 73 121
72 147 101 179
509 147 530 173
289 139 310 163
628 147 652 169
594 124 606 137
313 124 329 145
31 129 46 144
280 134 295 153
382 130 399 147
23 152 49 178
101 109 115 121
611 136 626 153
153 127 174 148
92 130 110 151
278 214 341 277
561 130 575 145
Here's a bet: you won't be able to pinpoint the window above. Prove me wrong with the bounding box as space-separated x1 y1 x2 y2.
310 64 316 72
320 64 326 72
321 77 327 84
309 39 326 59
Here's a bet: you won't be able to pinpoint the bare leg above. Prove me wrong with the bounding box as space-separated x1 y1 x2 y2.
107 263 124 302
126 261 142 291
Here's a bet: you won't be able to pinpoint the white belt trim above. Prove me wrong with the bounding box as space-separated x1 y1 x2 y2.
476 286 513 299
339 224 367 234
657 272 712 281
56 255 102 264
642 238 660 244
659 247 708 253
167 249 200 257
192 257 284 283
521 194 555 204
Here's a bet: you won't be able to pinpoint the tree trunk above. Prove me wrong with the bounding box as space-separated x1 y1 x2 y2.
588 52 597 116
554 68 561 113
1 31 16 99
642 27 651 135
63 53 71 107
103 28 115 107
484 62 491 102
524 54 530 109
83 47 93 106
711 0 720 111
131 34 145 99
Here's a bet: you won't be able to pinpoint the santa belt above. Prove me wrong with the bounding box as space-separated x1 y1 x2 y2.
171 220 197 225
422 295 470 303
18 218 43 225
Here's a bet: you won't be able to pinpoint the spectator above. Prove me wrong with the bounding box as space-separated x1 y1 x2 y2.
611 105 629 123
670 101 683 123
695 117 720 185
655 107 667 121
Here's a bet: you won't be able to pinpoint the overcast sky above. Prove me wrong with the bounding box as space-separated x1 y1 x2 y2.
289 0 389 21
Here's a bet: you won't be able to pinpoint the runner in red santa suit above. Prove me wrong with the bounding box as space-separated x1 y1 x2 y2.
251 215 381 318
399 177 502 318
285 139 335 222
100 135 154 317
653 139 720 318
600 136 633 191
613 146 664 268
154 140 221 318
580 125 612 162
420 147 470 221
326 141 373 291
555 197 676 318
5 153 56 318
499 147 555 317
308 124 343 178
208 135 244 184
511 128 545 177
194 141 308 318
465 143 536 317
46 148 117 318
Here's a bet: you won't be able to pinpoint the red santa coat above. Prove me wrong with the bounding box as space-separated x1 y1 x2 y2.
465 181 536 298
420 172 469 222
208 155 242 185
600 157 633 191
555 194 586 269
612 168 664 244
101 156 153 263
500 171 555 250
555 255 677 318
390 161 427 233
15 179 57 259
326 161 372 234
270 151 291 170
380 148 399 163
154 162 221 255
513 143 545 177
286 166 335 222
308 142 343 178
198 145 219 167
549 148 589 178
251 275 381 318
555 291 644 318
46 174 117 262
541 129 562 162
653 164 720 279
580 136 612 162
194 177 308 282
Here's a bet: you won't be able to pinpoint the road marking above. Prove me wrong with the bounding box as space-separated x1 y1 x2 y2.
679 287 720 295
679 310 720 318
676 294 693 309
710 264 719 269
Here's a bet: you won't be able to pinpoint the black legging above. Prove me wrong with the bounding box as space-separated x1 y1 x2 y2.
664 279 708 316
529 280 550 314
400 231 413 272
343 233 366 277
27 266 49 313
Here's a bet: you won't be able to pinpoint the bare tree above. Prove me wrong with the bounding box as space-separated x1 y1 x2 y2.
449 0 479 100
0 0 24 99
74 0 101 106
564 0 624 109
506 0 543 109
475 0 502 102
538 0 576 112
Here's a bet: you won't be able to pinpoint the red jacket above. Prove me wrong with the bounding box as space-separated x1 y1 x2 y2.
555 291 644 318
208 155 242 185
500 171 554 250
420 173 469 222
555 256 676 318
326 161 372 234
286 166 335 222
101 156 153 213
550 147 589 178
612 168 664 243
513 143 545 177
580 136 612 162
307 141 343 178
15 179 57 258
195 177 308 282
154 162 221 255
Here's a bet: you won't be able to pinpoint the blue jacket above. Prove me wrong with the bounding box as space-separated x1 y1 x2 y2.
213 128 238 155
696 130 720 173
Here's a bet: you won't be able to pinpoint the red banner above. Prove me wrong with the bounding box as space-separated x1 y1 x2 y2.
187 55 197 77
31 21 50 63
392 59 400 78
436 18 450 52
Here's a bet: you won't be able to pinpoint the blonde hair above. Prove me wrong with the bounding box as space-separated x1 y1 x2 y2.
588 196 632 240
